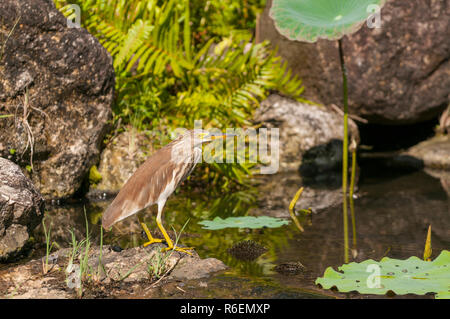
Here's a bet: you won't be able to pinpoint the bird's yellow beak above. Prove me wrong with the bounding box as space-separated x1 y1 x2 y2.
210 134 227 140
210 133 235 140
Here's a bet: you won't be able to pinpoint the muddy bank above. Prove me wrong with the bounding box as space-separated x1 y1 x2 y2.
0 244 226 298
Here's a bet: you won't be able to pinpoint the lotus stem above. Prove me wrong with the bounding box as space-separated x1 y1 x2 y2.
338 38 349 264
349 143 357 252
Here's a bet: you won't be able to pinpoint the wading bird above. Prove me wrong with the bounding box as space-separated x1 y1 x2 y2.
102 129 231 254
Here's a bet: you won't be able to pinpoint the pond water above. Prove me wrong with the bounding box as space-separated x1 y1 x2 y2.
35 160 450 298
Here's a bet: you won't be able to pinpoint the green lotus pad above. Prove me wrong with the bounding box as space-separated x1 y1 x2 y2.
198 216 289 230
270 0 386 42
315 250 450 299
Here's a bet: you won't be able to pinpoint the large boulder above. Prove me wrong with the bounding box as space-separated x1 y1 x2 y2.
257 0 450 124
0 0 115 199
0 158 44 261
254 94 359 174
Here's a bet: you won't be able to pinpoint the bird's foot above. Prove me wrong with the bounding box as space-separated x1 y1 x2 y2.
143 238 165 247
161 245 195 256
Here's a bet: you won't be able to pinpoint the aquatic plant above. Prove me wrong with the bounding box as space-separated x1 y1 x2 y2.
270 0 385 262
288 186 312 232
198 216 289 230
315 250 450 299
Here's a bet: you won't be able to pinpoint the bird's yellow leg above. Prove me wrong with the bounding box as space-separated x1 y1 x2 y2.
155 219 194 256
140 222 165 247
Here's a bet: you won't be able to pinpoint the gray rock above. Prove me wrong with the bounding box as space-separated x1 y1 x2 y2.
257 0 450 124
254 94 359 173
170 257 228 280
0 158 44 261
406 135 450 170
0 0 114 199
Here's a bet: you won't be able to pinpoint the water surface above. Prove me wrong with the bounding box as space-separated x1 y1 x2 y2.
36 164 450 298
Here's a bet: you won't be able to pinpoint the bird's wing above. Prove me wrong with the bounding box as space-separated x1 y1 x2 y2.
102 145 197 229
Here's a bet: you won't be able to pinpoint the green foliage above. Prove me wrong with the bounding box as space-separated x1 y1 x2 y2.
54 0 304 186
315 250 450 299
190 0 266 40
199 216 289 230
270 0 386 42
55 0 302 127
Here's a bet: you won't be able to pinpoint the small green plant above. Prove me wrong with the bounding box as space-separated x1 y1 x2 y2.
147 249 169 279
66 229 85 273
146 220 190 281
93 226 106 283
64 207 100 298
41 217 57 275
78 209 93 297
65 228 85 295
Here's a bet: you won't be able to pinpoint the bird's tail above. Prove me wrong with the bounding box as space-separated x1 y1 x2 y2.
102 202 119 230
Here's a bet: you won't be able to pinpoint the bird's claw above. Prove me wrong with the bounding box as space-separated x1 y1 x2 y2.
143 238 165 247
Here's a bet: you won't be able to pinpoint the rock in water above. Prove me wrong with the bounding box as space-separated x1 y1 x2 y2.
406 135 450 170
0 0 115 199
0 158 45 261
254 94 359 173
258 0 450 124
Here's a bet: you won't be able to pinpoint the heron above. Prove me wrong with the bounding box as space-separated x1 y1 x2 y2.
102 129 231 255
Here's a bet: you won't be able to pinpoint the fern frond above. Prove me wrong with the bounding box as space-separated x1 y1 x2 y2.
114 19 153 68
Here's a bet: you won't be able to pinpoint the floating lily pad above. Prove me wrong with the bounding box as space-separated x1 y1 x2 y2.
315 250 450 298
198 216 289 230
270 0 386 43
